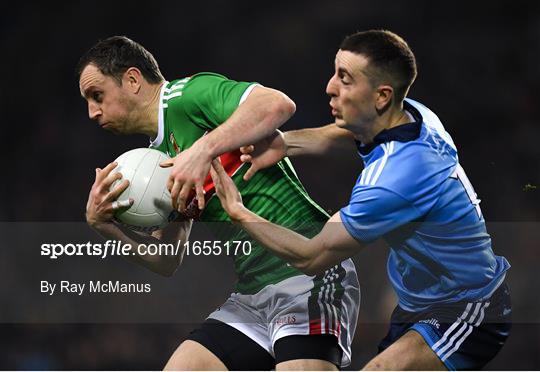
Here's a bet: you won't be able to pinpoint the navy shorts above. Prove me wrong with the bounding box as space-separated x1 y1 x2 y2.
187 319 342 370
378 283 512 370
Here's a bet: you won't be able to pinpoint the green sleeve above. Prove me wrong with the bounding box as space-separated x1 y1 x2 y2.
180 72 256 131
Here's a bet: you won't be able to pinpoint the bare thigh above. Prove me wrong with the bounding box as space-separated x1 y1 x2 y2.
276 358 338 371
164 340 227 371
362 330 447 370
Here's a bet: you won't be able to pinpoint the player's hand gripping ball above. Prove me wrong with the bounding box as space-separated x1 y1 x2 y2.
111 148 179 232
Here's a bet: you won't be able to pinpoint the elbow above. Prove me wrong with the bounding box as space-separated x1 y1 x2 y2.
281 95 296 118
281 94 296 117
293 258 323 277
270 93 296 123
301 266 323 277
159 266 177 277
160 270 175 278
157 256 182 277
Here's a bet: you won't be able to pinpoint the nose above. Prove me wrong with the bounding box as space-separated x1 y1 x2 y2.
88 102 102 120
326 74 338 97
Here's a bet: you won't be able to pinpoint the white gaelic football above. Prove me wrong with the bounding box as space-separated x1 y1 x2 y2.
111 148 177 232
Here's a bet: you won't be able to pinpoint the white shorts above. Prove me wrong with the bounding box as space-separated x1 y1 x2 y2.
207 259 360 367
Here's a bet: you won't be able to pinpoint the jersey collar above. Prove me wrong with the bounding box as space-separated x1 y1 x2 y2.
149 81 169 148
356 100 423 155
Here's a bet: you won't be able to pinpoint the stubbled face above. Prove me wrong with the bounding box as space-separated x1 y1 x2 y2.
79 64 137 134
326 50 378 132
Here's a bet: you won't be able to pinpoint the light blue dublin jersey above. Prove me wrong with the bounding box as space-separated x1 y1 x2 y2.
340 98 510 312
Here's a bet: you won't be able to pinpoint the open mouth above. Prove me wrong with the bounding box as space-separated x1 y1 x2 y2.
329 102 339 117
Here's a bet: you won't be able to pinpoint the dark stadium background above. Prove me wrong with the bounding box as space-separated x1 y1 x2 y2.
1 0 539 369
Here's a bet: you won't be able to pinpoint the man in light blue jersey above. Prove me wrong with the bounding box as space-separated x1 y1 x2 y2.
210 30 511 370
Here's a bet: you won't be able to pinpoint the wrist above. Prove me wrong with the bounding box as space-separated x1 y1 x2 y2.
282 131 291 157
229 205 253 224
193 137 218 160
88 218 112 231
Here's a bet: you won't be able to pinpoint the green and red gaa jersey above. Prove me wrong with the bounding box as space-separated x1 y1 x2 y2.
150 72 329 294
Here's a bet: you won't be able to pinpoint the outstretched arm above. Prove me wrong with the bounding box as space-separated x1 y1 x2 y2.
86 161 192 276
162 86 296 212
240 124 356 180
286 123 356 157
210 160 363 275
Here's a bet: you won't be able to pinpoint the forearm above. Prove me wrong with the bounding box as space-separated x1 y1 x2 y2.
232 210 321 274
91 220 192 276
210 157 362 275
195 87 295 158
227 208 361 276
285 124 355 157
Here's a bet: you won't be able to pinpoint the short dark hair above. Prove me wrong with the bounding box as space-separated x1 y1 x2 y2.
340 30 417 102
77 36 164 84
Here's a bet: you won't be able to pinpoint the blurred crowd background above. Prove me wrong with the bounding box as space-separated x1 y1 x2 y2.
1 0 539 369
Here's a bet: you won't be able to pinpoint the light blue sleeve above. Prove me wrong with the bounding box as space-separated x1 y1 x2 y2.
339 186 422 243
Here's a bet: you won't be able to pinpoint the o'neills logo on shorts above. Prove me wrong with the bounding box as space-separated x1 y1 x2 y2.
419 318 440 329
275 315 296 325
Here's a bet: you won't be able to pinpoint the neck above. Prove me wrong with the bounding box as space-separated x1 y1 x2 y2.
353 103 409 144
135 82 164 138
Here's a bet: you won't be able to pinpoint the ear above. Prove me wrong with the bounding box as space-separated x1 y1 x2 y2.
123 67 143 94
375 84 394 113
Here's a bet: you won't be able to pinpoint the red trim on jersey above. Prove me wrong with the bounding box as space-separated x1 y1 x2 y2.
202 149 243 197
309 318 322 335
184 150 243 218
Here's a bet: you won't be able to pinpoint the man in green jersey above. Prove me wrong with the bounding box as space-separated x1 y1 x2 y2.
78 36 359 370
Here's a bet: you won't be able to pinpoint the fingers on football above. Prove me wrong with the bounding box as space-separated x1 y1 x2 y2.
159 159 174 168
102 172 123 191
104 179 130 202
97 162 117 182
116 199 133 210
107 199 132 213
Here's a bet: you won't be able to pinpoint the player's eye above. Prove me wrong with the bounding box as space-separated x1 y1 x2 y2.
92 92 103 102
338 72 351 85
